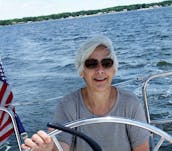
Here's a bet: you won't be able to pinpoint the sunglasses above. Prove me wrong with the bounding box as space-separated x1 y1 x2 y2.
85 58 114 69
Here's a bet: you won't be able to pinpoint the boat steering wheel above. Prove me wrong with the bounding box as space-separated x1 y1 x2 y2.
48 116 172 151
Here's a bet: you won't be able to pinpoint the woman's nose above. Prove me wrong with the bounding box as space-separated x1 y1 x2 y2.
95 64 105 73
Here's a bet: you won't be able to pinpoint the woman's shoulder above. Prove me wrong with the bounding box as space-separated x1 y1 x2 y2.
116 87 144 117
117 87 141 105
57 89 81 106
55 89 81 119
63 89 81 101
117 87 138 97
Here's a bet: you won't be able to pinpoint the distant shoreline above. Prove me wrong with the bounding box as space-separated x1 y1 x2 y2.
0 0 171 26
68 6 163 19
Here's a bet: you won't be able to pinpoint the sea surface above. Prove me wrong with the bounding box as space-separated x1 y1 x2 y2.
0 6 172 151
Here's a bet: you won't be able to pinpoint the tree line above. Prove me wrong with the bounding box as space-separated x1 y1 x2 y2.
0 0 171 26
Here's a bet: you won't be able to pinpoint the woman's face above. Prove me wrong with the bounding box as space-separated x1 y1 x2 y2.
81 45 115 92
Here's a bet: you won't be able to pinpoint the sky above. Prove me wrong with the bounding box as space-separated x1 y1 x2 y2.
0 0 165 20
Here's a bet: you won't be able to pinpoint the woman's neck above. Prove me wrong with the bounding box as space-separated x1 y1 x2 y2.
82 86 117 115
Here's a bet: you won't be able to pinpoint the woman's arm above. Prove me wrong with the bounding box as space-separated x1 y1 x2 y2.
132 141 150 151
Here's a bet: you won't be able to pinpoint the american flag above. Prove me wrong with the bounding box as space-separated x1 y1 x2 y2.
0 59 14 144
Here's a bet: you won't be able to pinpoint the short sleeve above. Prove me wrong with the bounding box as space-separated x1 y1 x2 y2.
127 102 150 148
51 98 73 145
50 90 81 145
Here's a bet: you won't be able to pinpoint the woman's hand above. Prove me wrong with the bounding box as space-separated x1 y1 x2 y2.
21 130 54 151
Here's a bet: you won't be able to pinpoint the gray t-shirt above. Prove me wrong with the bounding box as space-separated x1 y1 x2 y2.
53 87 149 151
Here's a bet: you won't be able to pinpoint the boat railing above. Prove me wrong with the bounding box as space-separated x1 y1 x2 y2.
142 71 172 125
142 71 172 150
0 107 23 151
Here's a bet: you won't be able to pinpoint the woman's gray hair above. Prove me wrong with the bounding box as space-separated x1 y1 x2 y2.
75 35 118 74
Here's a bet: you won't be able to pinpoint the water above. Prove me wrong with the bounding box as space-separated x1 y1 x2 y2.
0 6 172 150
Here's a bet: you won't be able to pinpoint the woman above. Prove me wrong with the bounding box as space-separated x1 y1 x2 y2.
22 35 150 151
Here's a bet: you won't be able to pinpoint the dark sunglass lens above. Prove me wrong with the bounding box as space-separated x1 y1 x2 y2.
102 58 113 68
85 59 98 69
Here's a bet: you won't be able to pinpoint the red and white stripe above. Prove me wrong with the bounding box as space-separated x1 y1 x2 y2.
0 81 14 143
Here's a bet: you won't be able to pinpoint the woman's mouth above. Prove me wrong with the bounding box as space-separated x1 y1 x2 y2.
94 77 107 82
